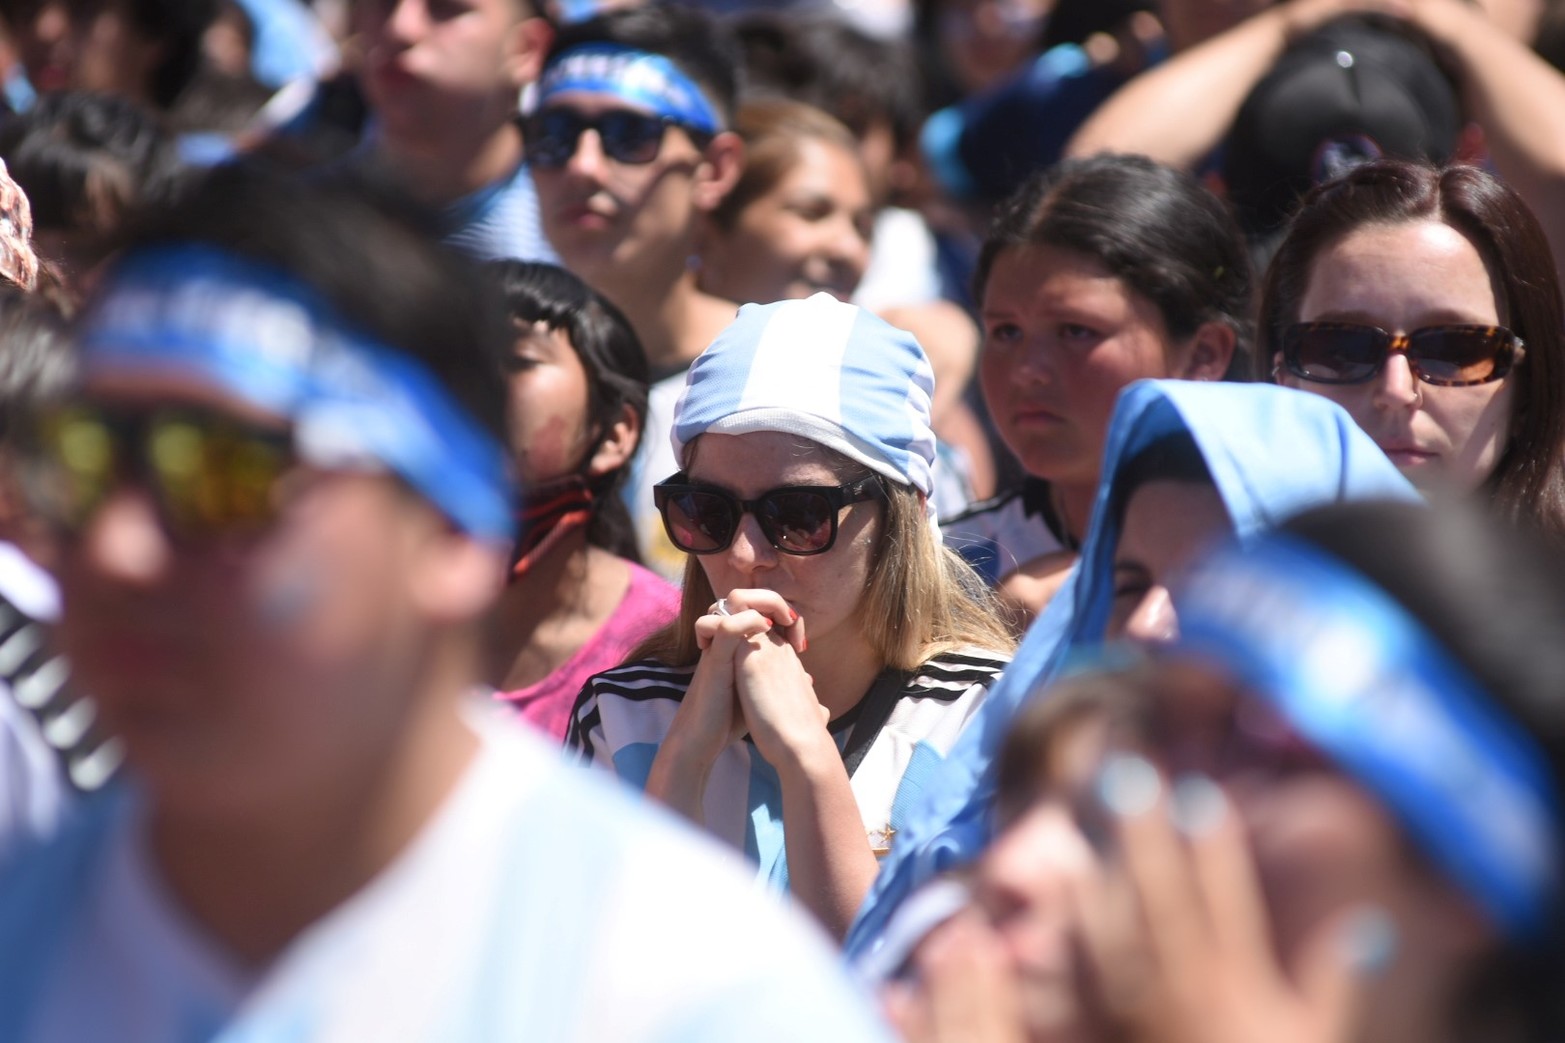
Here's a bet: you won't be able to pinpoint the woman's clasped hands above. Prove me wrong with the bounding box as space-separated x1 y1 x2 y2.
666 589 829 773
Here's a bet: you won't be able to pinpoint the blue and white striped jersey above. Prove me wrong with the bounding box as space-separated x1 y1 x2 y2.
440 160 558 265
567 649 1009 887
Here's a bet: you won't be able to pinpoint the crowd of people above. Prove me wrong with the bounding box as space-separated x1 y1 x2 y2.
1 0 1564 1040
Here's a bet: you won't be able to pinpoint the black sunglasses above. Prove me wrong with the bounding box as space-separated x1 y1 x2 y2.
25 404 295 539
524 108 711 170
1280 322 1525 387
653 472 886 556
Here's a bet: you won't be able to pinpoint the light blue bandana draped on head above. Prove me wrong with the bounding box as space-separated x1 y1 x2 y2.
672 293 937 497
846 379 1421 961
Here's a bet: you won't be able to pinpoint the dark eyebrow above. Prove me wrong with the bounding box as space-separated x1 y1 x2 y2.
1111 559 1152 587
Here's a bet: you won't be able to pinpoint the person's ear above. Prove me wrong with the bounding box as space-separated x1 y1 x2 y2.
504 12 554 90
1176 320 1237 382
585 401 641 479
1272 350 1298 386
409 525 509 624
692 131 744 213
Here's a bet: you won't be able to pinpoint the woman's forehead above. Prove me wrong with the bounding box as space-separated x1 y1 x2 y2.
685 431 845 481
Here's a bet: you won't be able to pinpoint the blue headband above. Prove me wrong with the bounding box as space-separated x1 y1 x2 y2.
538 43 722 135
1175 537 1561 940
78 245 515 545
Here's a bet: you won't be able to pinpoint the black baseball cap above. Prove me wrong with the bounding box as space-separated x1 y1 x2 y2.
1222 15 1462 237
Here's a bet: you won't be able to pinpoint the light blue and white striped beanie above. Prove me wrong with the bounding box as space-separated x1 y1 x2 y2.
671 293 938 495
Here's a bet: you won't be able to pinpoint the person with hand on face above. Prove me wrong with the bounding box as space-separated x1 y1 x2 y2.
486 261 678 743
353 0 556 262
891 499 1565 1043
880 666 1147 1043
943 154 1251 625
1062 502 1565 1043
1264 160 1565 546
568 293 1014 940
846 379 1417 963
0 164 897 1043
526 5 744 578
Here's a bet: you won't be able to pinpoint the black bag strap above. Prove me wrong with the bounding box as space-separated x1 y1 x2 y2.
0 587 119 793
840 668 912 779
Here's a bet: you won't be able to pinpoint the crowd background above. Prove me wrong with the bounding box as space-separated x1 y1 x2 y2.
2 0 1565 1040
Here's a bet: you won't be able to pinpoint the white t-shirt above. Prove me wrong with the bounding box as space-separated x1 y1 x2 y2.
0 707 895 1043
624 369 690 582
853 208 943 313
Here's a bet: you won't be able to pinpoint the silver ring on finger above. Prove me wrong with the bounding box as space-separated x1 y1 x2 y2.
713 598 732 616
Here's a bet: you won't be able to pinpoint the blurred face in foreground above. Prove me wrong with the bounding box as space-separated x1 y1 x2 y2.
41 371 468 822
13 0 163 103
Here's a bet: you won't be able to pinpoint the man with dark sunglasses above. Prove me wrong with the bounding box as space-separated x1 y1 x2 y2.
353 0 557 263
530 5 742 374
529 6 744 577
0 164 895 1042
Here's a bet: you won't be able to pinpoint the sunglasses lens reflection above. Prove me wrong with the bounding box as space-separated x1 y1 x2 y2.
658 486 844 556
529 110 669 168
1410 328 1507 384
758 491 835 553
664 490 736 553
32 408 292 537
1290 327 1384 383
1287 324 1516 386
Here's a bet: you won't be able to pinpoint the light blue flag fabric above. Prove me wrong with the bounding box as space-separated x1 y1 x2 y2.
230 0 337 88
845 379 1421 960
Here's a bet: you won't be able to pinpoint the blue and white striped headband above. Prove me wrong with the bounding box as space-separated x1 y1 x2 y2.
672 294 937 497
78 245 515 545
1175 535 1561 941
538 43 722 136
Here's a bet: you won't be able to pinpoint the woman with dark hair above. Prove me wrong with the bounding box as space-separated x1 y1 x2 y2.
946 152 1253 622
486 261 679 742
1264 160 1565 543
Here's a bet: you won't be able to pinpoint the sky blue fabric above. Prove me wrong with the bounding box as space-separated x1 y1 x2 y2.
538 44 722 135
441 161 559 266
670 294 937 495
845 379 1420 959
231 0 336 88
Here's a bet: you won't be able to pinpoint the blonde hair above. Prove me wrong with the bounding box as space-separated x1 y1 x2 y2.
633 439 1014 669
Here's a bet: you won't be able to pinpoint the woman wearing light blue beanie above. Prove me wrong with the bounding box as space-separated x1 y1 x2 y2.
567 293 1015 938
